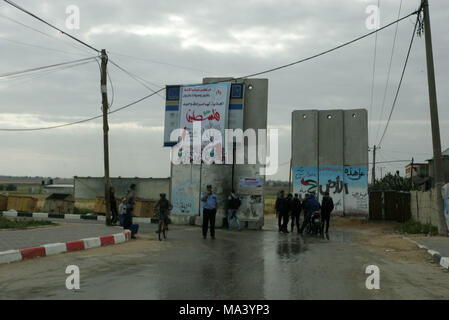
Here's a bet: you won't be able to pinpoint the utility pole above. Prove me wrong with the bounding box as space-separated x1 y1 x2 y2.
421 0 448 235
371 145 377 185
410 157 414 189
288 158 292 194
100 49 112 226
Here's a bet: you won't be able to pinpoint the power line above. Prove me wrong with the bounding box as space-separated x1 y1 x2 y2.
0 89 165 131
0 9 420 131
369 0 380 145
108 59 165 99
0 60 96 89
108 50 209 74
233 9 419 80
375 0 403 143
0 12 93 55
2 0 100 53
0 35 88 57
377 10 421 147
0 56 98 78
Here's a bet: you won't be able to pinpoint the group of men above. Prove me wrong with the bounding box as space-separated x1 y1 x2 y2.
275 190 334 235
111 184 334 240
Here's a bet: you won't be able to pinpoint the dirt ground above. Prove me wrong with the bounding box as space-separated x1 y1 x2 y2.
332 216 433 264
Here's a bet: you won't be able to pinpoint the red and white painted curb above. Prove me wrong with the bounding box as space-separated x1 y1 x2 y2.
403 236 449 270
0 230 131 265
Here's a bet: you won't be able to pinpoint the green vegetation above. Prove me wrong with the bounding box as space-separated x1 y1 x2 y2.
395 219 438 236
73 207 92 215
369 173 416 192
0 216 56 229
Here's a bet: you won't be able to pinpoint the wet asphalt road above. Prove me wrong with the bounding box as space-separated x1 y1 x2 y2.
1 220 449 300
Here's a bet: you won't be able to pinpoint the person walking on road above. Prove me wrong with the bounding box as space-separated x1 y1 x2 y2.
291 193 302 233
227 189 241 231
201 185 219 239
321 192 334 235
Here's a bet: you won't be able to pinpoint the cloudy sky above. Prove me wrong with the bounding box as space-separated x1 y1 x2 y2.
0 0 448 181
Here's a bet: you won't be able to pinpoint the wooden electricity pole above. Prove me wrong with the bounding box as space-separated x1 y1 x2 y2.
100 49 112 226
421 0 448 235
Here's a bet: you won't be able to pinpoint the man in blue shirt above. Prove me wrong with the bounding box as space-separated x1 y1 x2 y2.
201 184 219 239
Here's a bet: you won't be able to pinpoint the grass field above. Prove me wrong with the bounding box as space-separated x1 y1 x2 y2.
0 216 56 229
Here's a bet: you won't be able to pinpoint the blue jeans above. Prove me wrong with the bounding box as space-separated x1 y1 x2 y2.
227 209 240 230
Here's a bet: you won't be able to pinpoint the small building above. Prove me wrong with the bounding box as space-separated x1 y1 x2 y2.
43 193 74 214
43 184 74 195
405 162 428 179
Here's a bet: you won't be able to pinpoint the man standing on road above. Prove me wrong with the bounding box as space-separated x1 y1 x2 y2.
227 189 241 231
201 185 219 239
291 193 302 233
124 184 138 239
321 192 334 236
275 190 286 232
109 187 118 225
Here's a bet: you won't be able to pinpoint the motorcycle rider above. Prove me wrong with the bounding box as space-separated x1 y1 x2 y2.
299 192 321 234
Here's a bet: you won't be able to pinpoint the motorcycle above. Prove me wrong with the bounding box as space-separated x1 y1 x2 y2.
306 211 322 235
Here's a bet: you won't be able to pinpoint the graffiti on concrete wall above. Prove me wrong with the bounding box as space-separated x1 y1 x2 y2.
172 180 199 214
343 166 368 215
293 165 368 215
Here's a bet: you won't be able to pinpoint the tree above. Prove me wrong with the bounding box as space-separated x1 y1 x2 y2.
369 173 415 192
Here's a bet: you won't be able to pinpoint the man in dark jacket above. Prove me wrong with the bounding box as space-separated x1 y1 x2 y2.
299 192 321 234
281 193 293 233
291 193 302 233
110 187 118 225
275 190 285 232
321 192 334 235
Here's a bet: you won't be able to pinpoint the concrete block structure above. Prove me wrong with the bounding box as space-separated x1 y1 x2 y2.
169 78 268 229
74 177 170 200
291 109 368 216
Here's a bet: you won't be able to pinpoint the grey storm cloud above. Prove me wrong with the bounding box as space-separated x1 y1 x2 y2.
0 0 448 179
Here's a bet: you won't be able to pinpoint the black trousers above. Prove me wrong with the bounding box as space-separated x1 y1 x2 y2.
291 212 300 232
123 207 133 228
321 212 330 233
281 211 289 231
278 211 282 230
111 205 118 224
202 208 216 237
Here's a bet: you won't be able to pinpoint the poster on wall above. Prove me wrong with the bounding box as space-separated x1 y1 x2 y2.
239 195 263 220
344 166 369 216
293 166 319 197
240 178 263 188
179 82 231 150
